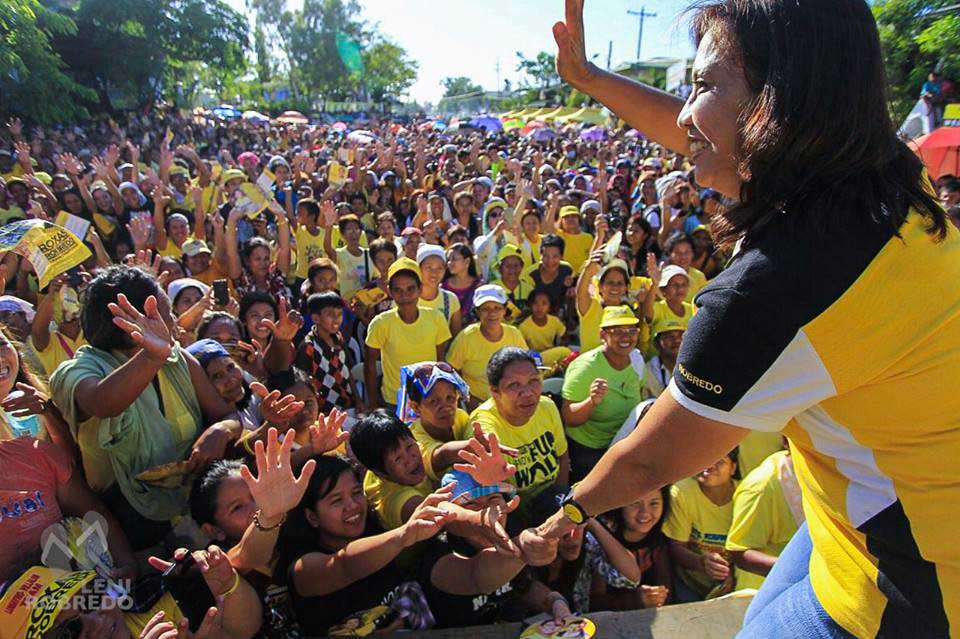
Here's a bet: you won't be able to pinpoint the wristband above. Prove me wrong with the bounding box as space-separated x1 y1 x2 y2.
219 571 240 598
253 509 286 532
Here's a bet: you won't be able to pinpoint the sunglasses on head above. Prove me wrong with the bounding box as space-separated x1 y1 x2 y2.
412 362 455 385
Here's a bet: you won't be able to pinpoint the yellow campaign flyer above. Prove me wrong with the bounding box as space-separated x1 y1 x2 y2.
0 220 92 287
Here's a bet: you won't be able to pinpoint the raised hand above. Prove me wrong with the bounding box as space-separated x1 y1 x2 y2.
6 117 22 138
518 178 535 200
260 297 303 342
240 427 318 521
472 495 521 555
61 152 83 176
453 422 518 486
127 217 151 251
646 252 661 292
14 141 32 173
307 407 350 455
400 483 458 547
250 381 304 427
103 144 120 167
320 199 337 227
132 248 161 276
553 0 595 90
108 293 172 362
0 382 50 418
517 528 559 566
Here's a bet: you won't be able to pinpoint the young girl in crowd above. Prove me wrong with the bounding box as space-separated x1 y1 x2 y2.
442 242 481 322
663 449 740 602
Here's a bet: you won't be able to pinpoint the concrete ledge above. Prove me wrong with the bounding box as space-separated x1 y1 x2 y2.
394 591 754 639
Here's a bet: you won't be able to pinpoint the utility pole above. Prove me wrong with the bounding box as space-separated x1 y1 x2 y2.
495 59 501 97
607 40 613 70
627 6 657 62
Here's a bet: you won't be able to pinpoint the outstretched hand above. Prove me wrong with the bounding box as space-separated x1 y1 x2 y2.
239 426 317 521
260 296 303 342
250 381 304 426
307 407 350 455
453 422 518 486
108 293 172 362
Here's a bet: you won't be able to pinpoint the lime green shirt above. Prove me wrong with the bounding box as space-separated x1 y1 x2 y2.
561 346 644 449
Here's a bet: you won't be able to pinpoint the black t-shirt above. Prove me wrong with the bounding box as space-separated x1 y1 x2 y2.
530 263 574 313
418 534 526 629
286 543 406 637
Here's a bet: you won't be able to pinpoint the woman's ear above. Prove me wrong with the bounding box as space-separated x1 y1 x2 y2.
304 507 322 529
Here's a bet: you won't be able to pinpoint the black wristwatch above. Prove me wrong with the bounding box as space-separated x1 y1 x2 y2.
560 491 589 525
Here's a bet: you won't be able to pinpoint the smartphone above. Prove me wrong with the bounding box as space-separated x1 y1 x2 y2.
65 267 84 289
161 553 217 633
212 279 229 306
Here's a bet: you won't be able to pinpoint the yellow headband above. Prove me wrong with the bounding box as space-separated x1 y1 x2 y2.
0 567 96 639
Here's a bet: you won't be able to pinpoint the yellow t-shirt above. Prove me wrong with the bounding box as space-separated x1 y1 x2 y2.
157 234 196 259
336 246 378 301
365 308 451 405
410 408 472 481
446 323 528 401
123 593 183 637
518 233 544 269
418 289 461 324
293 225 369 279
726 451 799 590
469 396 567 500
363 469 435 530
652 299 694 327
577 297 604 352
557 230 594 273
662 476 738 598
518 315 566 352
30 331 87 377
686 266 708 303
737 430 785 478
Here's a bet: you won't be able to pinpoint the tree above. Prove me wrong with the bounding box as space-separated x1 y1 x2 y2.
47 0 248 112
873 1 960 122
363 37 418 103
442 76 483 97
516 51 559 90
0 0 95 123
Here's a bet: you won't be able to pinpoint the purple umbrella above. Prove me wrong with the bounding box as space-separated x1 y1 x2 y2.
526 127 557 142
625 128 643 138
580 126 608 142
469 116 504 132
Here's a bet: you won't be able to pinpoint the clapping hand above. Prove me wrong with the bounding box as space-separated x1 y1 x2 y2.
239 426 317 523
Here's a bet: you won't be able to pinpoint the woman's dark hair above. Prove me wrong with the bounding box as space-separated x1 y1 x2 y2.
601 485 672 545
540 233 565 255
688 0 945 247
197 311 242 341
368 238 398 261
190 460 243 527
527 288 552 308
241 236 272 264
275 455 356 581
444 242 479 280
663 232 694 258
349 409 414 475
487 346 537 388
239 291 278 330
306 291 344 317
58 188 90 219
81 266 160 350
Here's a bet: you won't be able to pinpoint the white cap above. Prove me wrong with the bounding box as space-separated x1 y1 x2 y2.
580 199 602 214
658 264 690 288
416 244 446 265
167 278 210 304
0 295 35 322
472 284 508 308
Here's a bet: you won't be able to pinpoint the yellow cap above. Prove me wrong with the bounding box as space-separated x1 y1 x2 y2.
169 165 190 178
221 168 246 183
495 243 523 267
387 256 421 283
599 305 640 328
652 316 686 338
559 205 581 218
0 567 97 639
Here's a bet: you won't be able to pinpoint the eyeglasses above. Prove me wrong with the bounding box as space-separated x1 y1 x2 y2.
487 210 503 219
412 362 456 385
603 326 640 336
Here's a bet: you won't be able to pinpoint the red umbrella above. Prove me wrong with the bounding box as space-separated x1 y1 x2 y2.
520 120 547 136
909 126 960 180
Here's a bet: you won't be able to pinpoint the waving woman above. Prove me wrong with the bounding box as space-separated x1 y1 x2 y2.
540 2 956 637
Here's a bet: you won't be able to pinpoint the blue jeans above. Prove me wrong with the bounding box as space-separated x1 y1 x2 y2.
737 523 855 639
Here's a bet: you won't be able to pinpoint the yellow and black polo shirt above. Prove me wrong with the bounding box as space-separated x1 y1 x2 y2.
670 211 958 638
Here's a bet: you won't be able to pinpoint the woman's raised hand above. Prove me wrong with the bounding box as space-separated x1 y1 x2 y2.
553 0 595 90
239 426 317 521
108 293 172 362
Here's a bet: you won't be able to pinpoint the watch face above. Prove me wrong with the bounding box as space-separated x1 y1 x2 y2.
563 502 585 524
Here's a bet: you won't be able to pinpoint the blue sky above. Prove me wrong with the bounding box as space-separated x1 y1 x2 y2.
227 0 696 104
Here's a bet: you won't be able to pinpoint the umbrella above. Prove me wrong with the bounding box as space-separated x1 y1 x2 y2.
347 129 378 145
212 104 241 119
331 121 348 132
580 126 608 142
520 120 547 136
625 129 644 138
432 121 448 131
909 126 960 180
503 119 524 131
526 128 557 142
276 110 309 125
469 116 504 132
242 110 270 124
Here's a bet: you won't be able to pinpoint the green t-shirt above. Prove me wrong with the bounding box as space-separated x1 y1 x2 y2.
561 346 645 449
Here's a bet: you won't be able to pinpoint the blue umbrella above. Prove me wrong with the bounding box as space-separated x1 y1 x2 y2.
526 127 557 142
469 116 504 132
212 104 241 119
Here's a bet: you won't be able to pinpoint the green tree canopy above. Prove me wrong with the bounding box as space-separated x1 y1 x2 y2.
441 76 483 97
873 1 960 121
516 51 559 90
363 37 418 102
